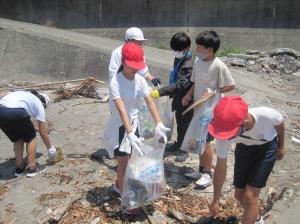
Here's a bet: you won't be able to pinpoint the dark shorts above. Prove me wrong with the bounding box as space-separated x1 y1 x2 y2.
114 125 140 157
233 137 278 189
0 106 36 143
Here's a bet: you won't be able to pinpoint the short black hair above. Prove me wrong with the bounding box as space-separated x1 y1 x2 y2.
195 31 220 53
30 90 47 108
170 32 191 51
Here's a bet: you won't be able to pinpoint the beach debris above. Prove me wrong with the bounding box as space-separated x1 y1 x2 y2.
0 185 9 200
54 77 108 102
291 136 300 144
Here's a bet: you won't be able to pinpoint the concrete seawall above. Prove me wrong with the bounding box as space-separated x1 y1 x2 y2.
0 19 172 82
0 0 299 50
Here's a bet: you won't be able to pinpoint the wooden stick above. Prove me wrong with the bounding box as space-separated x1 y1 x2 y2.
182 90 216 115
0 77 105 91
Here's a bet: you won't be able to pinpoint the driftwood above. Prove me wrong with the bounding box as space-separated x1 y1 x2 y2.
0 77 104 91
182 90 216 115
44 195 82 224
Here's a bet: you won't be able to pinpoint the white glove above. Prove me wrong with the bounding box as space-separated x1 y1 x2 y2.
128 132 144 156
155 122 171 143
48 145 57 159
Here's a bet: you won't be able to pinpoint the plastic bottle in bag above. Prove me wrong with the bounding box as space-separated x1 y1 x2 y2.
139 104 155 139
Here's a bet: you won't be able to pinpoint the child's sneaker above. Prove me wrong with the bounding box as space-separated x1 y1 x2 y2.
26 163 46 177
195 173 212 189
14 165 26 177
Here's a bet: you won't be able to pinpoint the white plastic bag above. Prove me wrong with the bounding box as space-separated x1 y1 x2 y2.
121 138 166 210
181 95 218 154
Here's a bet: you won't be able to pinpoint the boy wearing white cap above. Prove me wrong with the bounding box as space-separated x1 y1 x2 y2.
0 90 58 177
108 27 161 86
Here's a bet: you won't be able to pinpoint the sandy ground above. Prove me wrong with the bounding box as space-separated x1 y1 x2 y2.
0 69 300 223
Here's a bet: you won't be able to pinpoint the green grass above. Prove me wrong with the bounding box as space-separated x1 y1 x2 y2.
216 45 243 57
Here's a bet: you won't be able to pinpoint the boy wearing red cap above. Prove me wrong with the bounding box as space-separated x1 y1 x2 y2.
103 42 169 214
208 96 285 224
181 31 235 188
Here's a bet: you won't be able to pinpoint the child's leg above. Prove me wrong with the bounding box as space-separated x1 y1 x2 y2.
199 142 213 173
116 156 129 192
26 138 37 168
14 139 25 169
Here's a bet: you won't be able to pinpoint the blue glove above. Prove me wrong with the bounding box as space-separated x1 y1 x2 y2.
151 77 161 87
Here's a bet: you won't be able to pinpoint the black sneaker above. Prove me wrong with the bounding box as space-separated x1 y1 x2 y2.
14 165 26 177
26 163 46 177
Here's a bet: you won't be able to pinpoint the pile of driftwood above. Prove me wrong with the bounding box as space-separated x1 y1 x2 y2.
53 77 106 102
0 77 106 102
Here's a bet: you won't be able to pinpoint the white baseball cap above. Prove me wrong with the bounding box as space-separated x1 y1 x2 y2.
40 93 50 107
125 27 147 41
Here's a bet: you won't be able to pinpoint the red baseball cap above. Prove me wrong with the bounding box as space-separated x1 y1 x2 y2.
122 42 146 70
208 96 248 139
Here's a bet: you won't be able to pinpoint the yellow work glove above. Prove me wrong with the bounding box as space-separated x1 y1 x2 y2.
150 89 160 99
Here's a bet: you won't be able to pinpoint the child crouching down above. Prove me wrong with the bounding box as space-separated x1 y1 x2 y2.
103 42 169 213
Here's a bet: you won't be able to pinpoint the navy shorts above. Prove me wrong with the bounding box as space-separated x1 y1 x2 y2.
233 137 278 189
0 106 36 143
114 125 140 157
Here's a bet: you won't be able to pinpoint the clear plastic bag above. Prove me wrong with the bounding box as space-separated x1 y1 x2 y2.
139 102 156 139
159 97 174 141
121 138 166 210
181 95 218 154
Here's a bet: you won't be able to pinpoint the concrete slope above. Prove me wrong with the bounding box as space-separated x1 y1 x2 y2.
0 18 172 81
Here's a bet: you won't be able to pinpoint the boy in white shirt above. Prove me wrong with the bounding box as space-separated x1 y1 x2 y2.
0 90 58 177
181 31 235 188
108 27 161 86
208 96 285 224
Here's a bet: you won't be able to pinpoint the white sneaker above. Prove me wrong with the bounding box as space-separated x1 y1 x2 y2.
175 152 189 162
195 173 212 188
255 215 264 224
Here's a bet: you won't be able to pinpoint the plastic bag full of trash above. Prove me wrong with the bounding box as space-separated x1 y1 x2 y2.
121 138 166 210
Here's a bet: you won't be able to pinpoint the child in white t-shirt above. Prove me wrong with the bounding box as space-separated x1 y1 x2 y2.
0 90 58 177
208 96 285 224
103 43 169 214
181 31 235 188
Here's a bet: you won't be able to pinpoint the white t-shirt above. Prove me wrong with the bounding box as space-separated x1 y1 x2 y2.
109 72 150 119
0 91 46 122
215 107 283 158
191 57 235 111
108 45 149 82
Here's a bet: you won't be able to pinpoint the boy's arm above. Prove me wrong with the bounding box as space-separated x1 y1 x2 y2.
113 98 133 133
157 83 177 98
38 121 52 149
275 121 285 160
219 85 235 93
182 83 195 106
